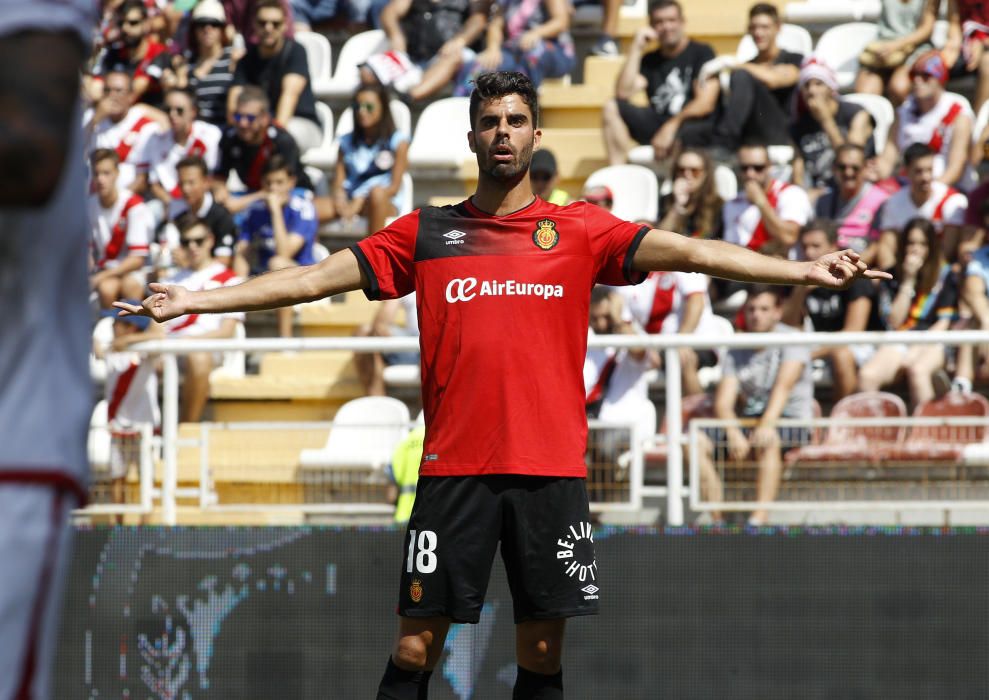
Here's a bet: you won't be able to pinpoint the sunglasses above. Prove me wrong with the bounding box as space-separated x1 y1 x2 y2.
121 17 144 27
233 112 260 124
256 18 284 28
675 165 704 176
180 236 210 248
194 20 224 29
166 105 186 116
739 163 768 173
356 101 378 113
835 163 862 173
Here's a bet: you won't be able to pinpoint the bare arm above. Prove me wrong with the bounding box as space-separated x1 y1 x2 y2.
846 109 873 148
881 0 938 52
115 248 368 321
737 61 799 91
781 285 811 327
615 28 654 99
226 85 243 125
941 0 963 69
962 274 989 328
379 0 413 53
877 115 900 179
525 0 569 40
275 73 307 126
0 30 85 206
678 292 705 334
939 113 972 186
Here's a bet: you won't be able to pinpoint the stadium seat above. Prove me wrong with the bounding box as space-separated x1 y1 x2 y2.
583 164 659 223
784 0 881 24
298 396 411 471
842 93 895 153
736 24 813 62
209 322 246 381
318 30 389 100
876 393 989 467
295 31 333 99
408 97 473 170
814 23 878 91
713 164 738 201
88 400 111 473
301 101 336 170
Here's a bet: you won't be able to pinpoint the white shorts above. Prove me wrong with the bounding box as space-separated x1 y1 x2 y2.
0 483 75 700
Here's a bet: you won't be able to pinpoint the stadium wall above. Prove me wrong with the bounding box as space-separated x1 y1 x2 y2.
56 527 989 699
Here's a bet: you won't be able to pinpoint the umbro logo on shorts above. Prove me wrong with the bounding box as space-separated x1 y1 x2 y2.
581 584 599 595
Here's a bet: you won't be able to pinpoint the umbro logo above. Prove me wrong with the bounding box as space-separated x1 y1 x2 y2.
443 230 467 245
581 584 599 595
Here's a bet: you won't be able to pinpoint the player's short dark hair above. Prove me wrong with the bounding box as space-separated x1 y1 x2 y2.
748 2 779 22
746 284 784 305
469 71 539 130
800 218 838 245
262 153 295 178
90 148 119 168
647 0 682 18
118 0 148 19
237 85 270 113
175 211 212 237
254 0 285 16
834 143 866 161
903 142 935 167
590 286 612 306
176 154 209 177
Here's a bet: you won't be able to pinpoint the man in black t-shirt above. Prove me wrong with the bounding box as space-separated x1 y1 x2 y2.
695 3 802 153
782 219 881 400
602 0 718 164
171 155 239 268
229 0 321 152
214 86 313 214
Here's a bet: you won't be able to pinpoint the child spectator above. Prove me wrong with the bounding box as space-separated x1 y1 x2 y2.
815 144 891 258
163 156 239 269
326 82 410 234
236 155 317 336
88 149 154 308
859 217 961 407
854 0 938 104
658 147 724 239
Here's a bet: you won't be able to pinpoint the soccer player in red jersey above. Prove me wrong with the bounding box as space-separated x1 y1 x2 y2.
118 72 889 699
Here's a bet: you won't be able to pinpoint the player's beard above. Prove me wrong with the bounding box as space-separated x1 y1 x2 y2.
478 138 535 183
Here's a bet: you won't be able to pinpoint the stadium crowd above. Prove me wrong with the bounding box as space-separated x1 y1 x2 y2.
82 0 989 518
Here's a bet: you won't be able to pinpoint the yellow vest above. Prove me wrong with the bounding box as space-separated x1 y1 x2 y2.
390 426 425 523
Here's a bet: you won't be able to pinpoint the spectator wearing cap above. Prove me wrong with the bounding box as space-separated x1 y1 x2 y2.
878 50 975 189
160 0 238 128
531 149 568 205
91 0 169 106
228 0 321 152
942 0 989 115
582 184 613 211
790 57 875 197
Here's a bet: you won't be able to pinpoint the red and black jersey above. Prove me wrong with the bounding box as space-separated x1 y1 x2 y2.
353 197 649 478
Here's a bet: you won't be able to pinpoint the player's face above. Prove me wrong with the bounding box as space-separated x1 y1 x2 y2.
255 8 286 48
177 166 208 205
650 6 683 47
907 156 934 198
263 169 294 198
180 224 215 267
799 230 836 261
165 94 195 135
744 292 782 333
469 94 540 183
92 159 118 198
233 100 269 142
748 14 777 53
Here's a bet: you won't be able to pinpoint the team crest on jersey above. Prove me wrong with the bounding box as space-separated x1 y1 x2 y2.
410 578 423 603
532 219 559 250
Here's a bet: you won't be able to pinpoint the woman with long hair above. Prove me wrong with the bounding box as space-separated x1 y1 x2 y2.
858 217 961 406
327 82 410 235
658 147 724 240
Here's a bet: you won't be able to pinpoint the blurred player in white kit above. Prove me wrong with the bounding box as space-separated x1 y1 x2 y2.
0 1 96 698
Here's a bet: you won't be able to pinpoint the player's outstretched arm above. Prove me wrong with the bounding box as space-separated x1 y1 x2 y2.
114 248 368 323
632 228 891 289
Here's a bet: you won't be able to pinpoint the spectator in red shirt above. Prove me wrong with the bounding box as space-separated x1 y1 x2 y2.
92 0 169 107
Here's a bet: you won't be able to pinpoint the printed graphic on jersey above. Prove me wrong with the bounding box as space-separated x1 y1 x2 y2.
532 218 560 250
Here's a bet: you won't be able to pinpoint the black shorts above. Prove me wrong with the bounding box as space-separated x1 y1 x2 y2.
398 475 600 624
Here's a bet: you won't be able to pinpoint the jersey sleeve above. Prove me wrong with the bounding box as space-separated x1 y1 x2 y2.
777 186 812 225
351 210 420 300
581 202 650 287
126 202 153 255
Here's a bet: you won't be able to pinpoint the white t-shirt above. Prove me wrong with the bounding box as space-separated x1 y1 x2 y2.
897 92 974 183
144 120 222 204
614 270 718 336
722 179 812 252
104 352 160 428
397 292 419 335
89 189 154 269
585 338 654 435
164 262 244 336
879 181 968 233
85 108 162 190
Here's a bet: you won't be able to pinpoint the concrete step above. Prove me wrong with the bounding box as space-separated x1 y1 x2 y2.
209 374 363 400
259 350 354 378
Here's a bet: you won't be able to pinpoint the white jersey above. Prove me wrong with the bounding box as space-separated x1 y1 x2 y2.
878 181 968 233
104 353 159 428
164 262 244 336
85 107 161 190
144 120 222 202
88 188 153 269
897 93 974 183
0 0 98 487
722 179 812 253
614 271 718 336
584 337 654 432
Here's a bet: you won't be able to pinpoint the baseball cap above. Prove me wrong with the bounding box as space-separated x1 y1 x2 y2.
798 56 838 93
910 50 948 85
530 149 558 176
582 185 614 205
103 302 152 331
191 0 227 24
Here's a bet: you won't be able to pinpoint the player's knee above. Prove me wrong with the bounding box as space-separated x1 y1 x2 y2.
392 635 430 671
518 638 561 674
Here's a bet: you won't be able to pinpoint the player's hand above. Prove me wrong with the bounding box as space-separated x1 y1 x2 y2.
805 249 891 290
113 283 190 323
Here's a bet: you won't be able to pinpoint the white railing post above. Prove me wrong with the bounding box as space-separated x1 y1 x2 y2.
161 354 179 525
664 347 684 526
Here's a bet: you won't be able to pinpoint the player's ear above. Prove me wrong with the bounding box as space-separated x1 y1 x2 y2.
533 127 542 151
467 129 476 154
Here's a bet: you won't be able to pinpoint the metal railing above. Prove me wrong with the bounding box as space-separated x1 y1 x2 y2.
131 329 989 525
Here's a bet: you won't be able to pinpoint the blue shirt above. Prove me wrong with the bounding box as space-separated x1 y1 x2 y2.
339 130 409 199
240 192 318 271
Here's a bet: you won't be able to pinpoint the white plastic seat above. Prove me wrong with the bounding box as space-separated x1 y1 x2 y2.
814 22 878 90
783 0 881 24
842 92 895 153
299 396 411 471
306 99 413 170
209 322 246 380
301 101 336 170
88 400 111 472
408 97 473 170
736 24 813 62
294 31 332 98
319 30 389 100
713 164 737 201
583 164 659 223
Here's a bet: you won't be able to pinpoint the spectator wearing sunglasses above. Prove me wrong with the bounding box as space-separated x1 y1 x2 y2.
815 143 891 260
220 0 296 45
91 0 169 107
214 86 313 214
160 0 238 128
229 0 321 152
161 213 245 421
325 82 410 235
530 149 568 205
658 147 723 240
722 142 812 258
